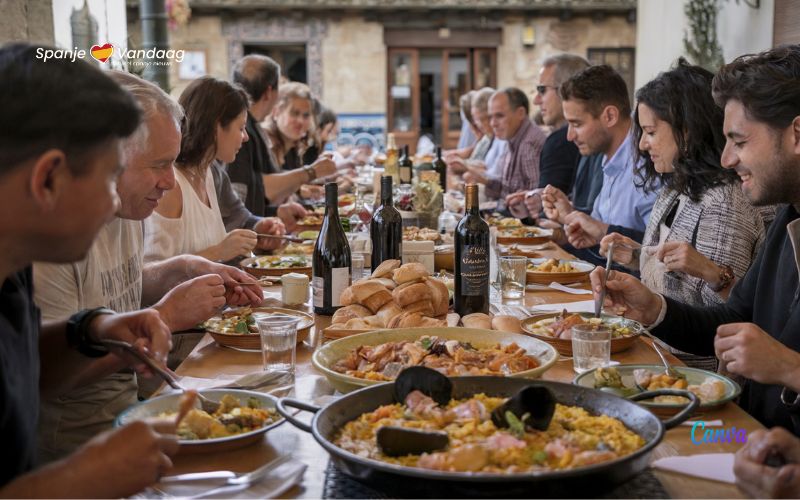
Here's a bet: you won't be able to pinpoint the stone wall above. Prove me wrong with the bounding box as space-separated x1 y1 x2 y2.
0 0 54 45
498 15 636 91
321 17 386 114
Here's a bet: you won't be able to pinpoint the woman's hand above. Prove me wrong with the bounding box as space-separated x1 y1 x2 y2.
656 241 721 283
600 233 641 266
214 229 257 261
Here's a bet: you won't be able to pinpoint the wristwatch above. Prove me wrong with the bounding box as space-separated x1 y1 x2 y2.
782 386 800 412
710 264 735 292
66 307 115 357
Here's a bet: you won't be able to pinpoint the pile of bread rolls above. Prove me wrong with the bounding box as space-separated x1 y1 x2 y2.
330 259 524 334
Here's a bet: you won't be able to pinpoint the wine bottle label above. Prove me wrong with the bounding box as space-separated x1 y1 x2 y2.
460 245 489 296
331 267 350 307
312 276 324 308
419 171 439 184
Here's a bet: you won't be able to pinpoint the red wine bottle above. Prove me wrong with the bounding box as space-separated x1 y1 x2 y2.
370 176 402 271
313 182 352 315
455 183 489 315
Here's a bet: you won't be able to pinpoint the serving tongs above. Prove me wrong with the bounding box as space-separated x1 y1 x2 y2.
100 339 220 413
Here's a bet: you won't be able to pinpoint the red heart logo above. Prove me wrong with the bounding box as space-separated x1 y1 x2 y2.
90 43 114 63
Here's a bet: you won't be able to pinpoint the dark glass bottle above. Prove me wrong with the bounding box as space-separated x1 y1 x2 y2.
399 145 413 185
454 184 490 315
433 146 448 192
370 176 402 271
313 182 352 315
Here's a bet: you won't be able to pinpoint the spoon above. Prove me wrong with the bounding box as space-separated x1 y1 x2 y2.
641 330 683 378
100 339 221 413
595 242 614 318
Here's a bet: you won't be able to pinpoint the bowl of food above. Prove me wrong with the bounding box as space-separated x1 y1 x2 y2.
312 327 558 393
521 311 644 356
241 254 311 278
486 215 524 228
526 258 595 284
295 214 324 232
116 389 283 454
496 226 553 245
203 306 314 350
574 365 741 418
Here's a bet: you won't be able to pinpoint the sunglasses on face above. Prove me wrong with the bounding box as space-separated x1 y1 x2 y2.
535 85 558 95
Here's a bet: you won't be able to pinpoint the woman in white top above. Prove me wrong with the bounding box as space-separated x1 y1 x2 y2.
145 77 281 263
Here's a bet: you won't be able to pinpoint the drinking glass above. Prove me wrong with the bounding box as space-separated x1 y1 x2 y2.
351 254 365 282
571 324 611 374
258 316 300 374
499 255 527 299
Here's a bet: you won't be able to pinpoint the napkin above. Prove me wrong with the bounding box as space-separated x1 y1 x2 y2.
529 300 596 313
546 282 593 295
169 371 295 394
651 453 735 484
145 456 307 499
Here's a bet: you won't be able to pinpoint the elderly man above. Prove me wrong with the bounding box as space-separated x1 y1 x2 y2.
541 65 659 259
0 43 178 498
33 71 263 462
589 46 800 437
505 54 594 219
465 87 547 204
228 54 335 231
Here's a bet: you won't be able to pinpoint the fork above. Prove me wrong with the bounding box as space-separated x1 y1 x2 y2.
100 339 221 413
188 455 291 499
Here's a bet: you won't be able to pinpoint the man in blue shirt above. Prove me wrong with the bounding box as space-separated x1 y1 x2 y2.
542 65 660 264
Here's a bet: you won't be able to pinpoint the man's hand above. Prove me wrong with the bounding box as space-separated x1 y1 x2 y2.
505 191 530 219
68 420 179 498
448 156 468 174
300 184 323 200
254 217 286 251
214 229 257 261
185 258 264 306
86 309 172 376
589 267 663 325
656 241 721 283
564 211 609 249
715 323 800 388
734 427 800 498
541 184 574 224
311 157 337 179
278 201 308 233
600 233 641 266
152 274 227 332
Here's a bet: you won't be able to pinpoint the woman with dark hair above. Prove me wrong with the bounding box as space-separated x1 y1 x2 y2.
144 77 262 263
600 59 773 369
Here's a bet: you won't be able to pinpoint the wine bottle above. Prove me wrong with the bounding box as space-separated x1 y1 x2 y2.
313 182 352 315
384 133 399 184
455 183 490 315
370 175 402 271
399 145 413 185
433 146 447 192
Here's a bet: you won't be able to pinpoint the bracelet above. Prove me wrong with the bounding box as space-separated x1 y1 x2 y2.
710 264 735 292
303 165 317 182
66 307 115 357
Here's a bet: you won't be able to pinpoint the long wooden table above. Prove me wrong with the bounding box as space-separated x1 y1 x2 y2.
165 244 760 498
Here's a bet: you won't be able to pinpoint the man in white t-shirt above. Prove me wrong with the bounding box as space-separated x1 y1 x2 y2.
33 72 264 461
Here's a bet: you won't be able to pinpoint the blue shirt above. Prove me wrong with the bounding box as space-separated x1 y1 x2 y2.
484 138 508 180
591 133 659 234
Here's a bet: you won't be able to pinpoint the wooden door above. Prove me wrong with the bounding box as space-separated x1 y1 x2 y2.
387 48 419 154
441 49 471 149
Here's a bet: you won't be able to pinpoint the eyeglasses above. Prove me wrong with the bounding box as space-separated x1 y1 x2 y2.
535 85 558 95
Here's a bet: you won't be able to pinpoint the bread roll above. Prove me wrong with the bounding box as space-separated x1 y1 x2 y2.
392 262 429 284
340 287 355 306
392 282 432 307
362 289 394 313
388 311 428 329
424 277 450 316
368 277 397 290
342 318 371 329
402 299 435 317
491 315 523 333
376 301 403 326
331 304 371 325
371 259 401 279
462 312 492 330
446 313 461 327
394 279 425 291
418 316 447 328
350 281 390 303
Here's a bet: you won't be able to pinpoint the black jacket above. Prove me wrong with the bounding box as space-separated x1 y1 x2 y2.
226 112 277 217
537 125 580 194
654 204 800 433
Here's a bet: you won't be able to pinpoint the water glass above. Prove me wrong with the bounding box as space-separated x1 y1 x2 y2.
572 324 611 374
257 316 299 374
499 255 527 299
351 253 365 282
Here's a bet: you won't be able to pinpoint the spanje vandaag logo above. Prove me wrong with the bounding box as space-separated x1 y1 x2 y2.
36 43 184 66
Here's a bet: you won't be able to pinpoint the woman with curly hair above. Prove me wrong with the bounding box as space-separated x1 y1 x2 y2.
600 59 774 369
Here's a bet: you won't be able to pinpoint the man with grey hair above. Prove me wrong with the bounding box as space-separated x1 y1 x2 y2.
506 54 599 220
228 54 333 231
465 87 547 204
33 71 263 461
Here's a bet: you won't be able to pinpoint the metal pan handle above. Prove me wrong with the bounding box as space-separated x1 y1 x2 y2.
629 389 699 430
276 397 321 433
